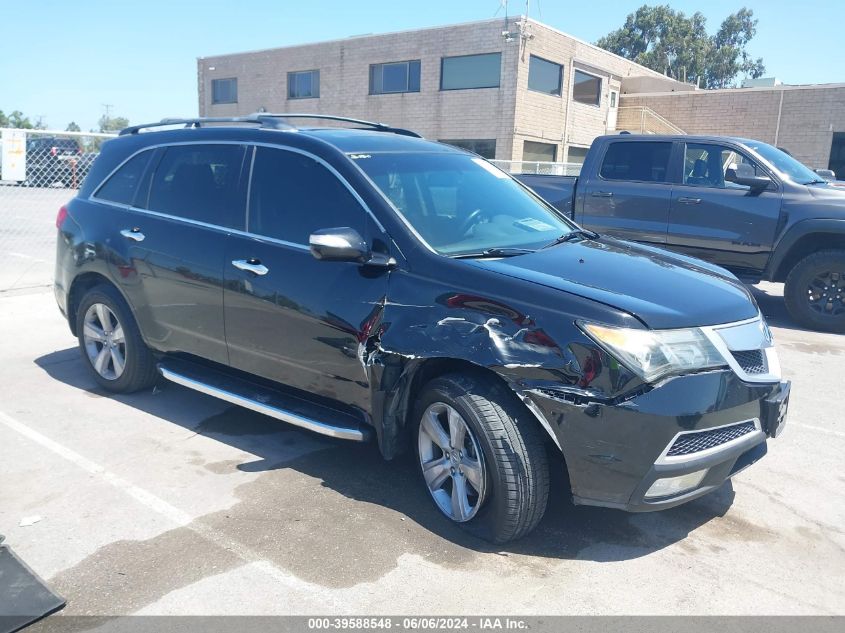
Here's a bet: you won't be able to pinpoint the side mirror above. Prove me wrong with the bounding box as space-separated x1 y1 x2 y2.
725 162 772 190
309 227 370 263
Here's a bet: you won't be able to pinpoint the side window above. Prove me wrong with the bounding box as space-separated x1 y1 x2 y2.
683 143 761 189
248 147 364 244
599 142 672 183
95 151 153 206
147 144 246 229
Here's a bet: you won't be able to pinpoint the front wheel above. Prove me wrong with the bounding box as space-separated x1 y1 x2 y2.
413 373 550 543
784 249 845 333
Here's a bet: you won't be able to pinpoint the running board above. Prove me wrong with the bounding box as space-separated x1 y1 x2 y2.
158 360 370 442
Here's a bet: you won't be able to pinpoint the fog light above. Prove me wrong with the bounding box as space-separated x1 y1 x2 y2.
645 469 708 499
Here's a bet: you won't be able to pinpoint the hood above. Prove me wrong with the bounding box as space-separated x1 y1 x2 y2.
466 237 758 329
807 183 845 207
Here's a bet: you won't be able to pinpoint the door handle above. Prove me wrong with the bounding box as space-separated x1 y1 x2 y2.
678 197 702 204
120 228 145 242
232 259 269 276
591 191 614 198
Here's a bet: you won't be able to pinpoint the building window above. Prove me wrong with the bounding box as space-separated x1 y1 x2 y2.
523 141 557 162
370 60 421 94
527 55 562 96
441 53 501 90
439 139 497 159
573 70 601 106
288 70 320 99
211 78 237 104
567 146 589 165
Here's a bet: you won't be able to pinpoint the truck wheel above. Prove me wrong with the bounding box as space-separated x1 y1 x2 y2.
75 284 158 393
413 373 550 543
784 249 845 333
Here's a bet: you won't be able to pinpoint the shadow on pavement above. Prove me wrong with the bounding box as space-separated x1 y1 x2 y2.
36 347 738 567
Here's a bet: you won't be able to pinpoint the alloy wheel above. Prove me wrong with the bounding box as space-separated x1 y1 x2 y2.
82 303 127 380
418 402 486 522
807 270 845 317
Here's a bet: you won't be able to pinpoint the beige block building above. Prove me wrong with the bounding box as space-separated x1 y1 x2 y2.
197 17 844 174
620 83 845 173
197 17 685 162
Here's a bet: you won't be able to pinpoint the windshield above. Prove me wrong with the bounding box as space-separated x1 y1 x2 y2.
351 152 575 256
743 140 826 185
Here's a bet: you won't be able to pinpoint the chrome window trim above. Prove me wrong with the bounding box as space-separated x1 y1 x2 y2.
88 139 388 247
654 418 763 466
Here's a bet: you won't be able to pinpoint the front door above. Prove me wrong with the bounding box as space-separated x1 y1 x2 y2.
667 142 783 276
223 146 389 412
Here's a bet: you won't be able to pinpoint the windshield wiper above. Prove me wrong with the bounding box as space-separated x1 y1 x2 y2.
541 229 599 249
804 179 829 185
451 247 536 259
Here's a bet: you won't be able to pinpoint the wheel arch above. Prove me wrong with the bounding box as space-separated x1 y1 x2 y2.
768 220 845 282
67 272 133 337
375 355 562 461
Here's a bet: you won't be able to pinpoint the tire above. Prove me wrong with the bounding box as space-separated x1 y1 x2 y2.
413 373 550 543
784 249 845 333
75 284 158 392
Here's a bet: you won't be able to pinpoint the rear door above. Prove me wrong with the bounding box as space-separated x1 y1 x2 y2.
578 140 674 244
223 145 389 412
98 142 248 364
666 142 782 275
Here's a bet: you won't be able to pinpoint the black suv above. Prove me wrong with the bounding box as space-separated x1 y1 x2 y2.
54 115 790 543
25 136 82 187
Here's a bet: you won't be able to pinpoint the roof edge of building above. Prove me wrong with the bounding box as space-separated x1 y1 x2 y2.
623 82 845 98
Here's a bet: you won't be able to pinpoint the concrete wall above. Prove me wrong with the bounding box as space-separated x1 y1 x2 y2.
621 84 845 169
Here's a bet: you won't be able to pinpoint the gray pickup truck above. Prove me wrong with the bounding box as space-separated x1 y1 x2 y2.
516 134 845 332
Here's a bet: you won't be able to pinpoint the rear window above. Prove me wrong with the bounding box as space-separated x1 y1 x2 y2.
599 141 672 183
94 151 153 206
146 144 246 229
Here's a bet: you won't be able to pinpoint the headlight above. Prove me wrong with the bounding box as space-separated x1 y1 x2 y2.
580 322 727 383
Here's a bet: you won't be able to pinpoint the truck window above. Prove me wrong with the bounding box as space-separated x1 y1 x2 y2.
599 141 672 183
683 143 762 190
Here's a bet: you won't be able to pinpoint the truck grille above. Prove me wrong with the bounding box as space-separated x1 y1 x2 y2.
731 349 767 374
666 421 757 457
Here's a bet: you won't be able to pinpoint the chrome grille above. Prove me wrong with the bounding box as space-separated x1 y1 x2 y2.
731 349 767 374
666 421 757 457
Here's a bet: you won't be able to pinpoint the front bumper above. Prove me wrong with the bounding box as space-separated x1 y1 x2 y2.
525 370 790 511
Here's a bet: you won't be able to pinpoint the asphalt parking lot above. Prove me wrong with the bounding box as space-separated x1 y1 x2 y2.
0 282 843 617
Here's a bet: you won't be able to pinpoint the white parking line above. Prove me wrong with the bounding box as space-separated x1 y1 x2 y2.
0 409 326 596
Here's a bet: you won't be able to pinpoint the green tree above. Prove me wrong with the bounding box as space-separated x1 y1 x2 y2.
596 5 765 89
66 121 81 132
7 110 34 129
98 114 130 133
0 110 7 127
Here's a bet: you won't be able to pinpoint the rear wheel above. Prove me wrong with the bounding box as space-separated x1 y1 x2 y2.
784 249 845 332
413 373 550 543
75 284 158 392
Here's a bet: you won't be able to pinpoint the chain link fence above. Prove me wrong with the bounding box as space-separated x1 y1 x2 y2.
489 160 582 176
0 128 116 292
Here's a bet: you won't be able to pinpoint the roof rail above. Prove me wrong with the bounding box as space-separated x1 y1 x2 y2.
251 113 422 138
119 113 421 138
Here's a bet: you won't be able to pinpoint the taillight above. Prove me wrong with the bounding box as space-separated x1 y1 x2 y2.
56 205 68 229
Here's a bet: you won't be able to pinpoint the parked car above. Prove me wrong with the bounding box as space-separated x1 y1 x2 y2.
516 134 845 333
815 168 845 190
54 115 790 543
24 136 82 187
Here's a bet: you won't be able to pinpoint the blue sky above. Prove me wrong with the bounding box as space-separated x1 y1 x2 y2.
1 0 842 131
